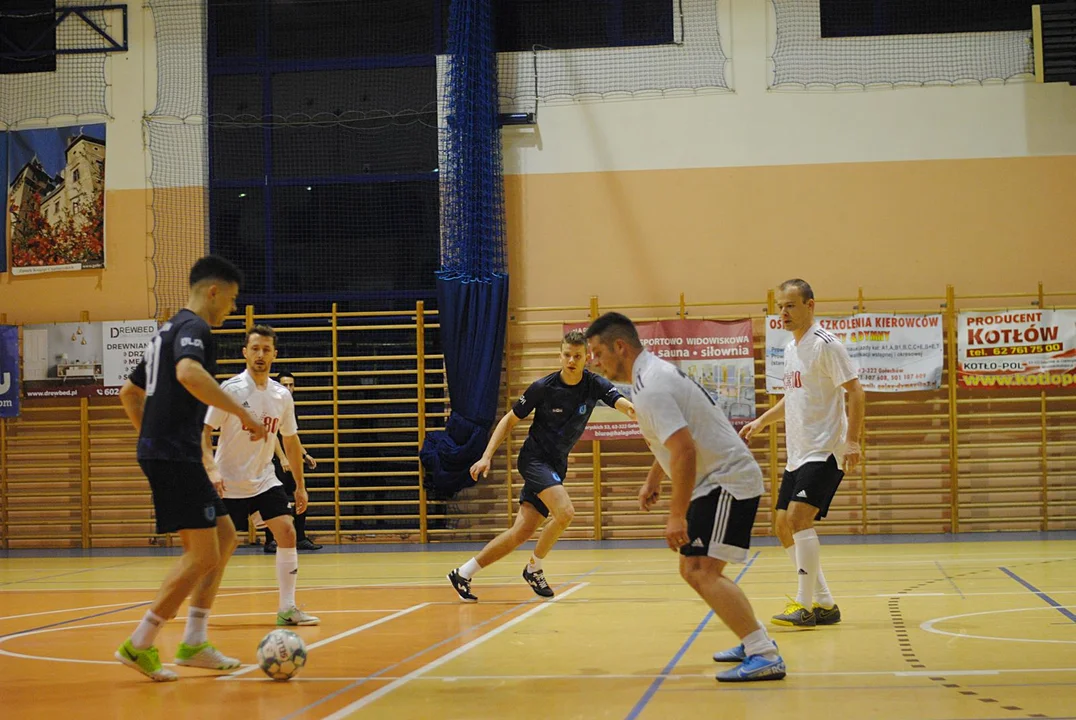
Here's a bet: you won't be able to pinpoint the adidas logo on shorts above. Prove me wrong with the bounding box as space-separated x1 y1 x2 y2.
795 490 808 498
691 538 705 548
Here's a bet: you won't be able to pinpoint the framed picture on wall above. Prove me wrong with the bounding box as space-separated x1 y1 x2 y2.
7 123 105 275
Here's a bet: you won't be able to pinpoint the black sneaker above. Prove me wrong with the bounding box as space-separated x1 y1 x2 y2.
297 538 323 551
522 566 554 598
448 569 477 602
263 540 277 554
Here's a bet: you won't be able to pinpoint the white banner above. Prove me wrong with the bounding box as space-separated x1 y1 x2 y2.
766 314 944 394
102 320 157 387
958 310 1076 389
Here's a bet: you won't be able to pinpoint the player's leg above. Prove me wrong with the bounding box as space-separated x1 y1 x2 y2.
523 483 574 597
786 456 843 624
448 501 543 602
678 488 784 682
117 462 227 680
259 488 320 625
175 512 242 670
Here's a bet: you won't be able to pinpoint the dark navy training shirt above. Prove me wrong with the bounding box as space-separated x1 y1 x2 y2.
129 309 217 462
512 369 623 467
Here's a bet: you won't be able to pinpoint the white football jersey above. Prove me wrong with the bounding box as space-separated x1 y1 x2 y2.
205 370 298 499
632 351 764 501
782 323 858 471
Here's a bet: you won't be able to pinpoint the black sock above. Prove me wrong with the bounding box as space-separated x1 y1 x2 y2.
295 511 308 542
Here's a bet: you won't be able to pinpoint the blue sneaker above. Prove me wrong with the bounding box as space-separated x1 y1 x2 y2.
715 653 787 682
712 644 746 663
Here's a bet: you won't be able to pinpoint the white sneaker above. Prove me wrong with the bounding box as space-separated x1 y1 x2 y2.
174 641 241 670
277 606 320 626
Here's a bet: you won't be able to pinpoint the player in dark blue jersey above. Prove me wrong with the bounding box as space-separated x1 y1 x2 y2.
114 255 268 682
448 330 635 602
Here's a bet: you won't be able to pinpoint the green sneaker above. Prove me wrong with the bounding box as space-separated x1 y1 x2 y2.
115 639 177 682
277 606 320 626
174 641 241 670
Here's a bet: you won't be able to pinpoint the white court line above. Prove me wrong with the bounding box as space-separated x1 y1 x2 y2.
316 582 589 720
921 605 1076 645
220 603 431 679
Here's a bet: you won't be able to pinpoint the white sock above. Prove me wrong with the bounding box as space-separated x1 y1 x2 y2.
742 626 779 660
277 547 299 612
528 555 543 572
793 528 821 608
787 544 833 606
130 610 166 650
459 557 482 579
182 607 210 646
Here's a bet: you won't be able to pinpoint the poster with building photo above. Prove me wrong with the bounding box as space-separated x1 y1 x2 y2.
7 124 105 275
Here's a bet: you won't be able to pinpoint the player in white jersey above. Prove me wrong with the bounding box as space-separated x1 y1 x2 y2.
586 312 785 683
740 279 864 628
204 325 319 627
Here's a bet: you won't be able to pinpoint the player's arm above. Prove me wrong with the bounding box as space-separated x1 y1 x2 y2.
274 433 290 472
176 359 266 440
202 424 224 495
842 377 865 472
614 396 636 421
739 396 785 441
120 357 148 433
119 379 146 434
281 433 308 514
639 459 665 511
662 427 696 550
470 410 522 481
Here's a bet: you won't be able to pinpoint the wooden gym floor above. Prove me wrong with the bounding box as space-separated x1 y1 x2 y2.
1 535 1074 720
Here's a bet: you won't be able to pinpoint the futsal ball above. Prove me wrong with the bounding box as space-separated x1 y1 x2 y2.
257 629 307 681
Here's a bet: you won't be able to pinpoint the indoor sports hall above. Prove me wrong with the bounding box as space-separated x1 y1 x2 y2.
1 1 1074 719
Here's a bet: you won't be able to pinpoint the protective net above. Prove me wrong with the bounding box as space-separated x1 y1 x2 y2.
498 0 729 111
145 0 208 319
0 0 111 127
771 0 1034 89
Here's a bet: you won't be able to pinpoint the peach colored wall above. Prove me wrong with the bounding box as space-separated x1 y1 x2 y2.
1 189 154 325
505 155 1076 310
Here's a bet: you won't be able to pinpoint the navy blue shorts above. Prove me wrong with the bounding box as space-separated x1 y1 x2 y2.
139 459 228 535
517 452 566 518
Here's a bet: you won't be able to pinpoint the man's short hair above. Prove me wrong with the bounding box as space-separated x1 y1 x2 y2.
190 255 243 288
584 312 642 350
277 371 295 382
778 278 814 302
245 324 276 346
562 329 586 347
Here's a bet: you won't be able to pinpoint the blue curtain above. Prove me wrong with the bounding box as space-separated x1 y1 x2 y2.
420 0 508 499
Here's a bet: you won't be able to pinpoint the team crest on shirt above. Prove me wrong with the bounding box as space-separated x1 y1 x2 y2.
203 504 217 522
578 404 586 414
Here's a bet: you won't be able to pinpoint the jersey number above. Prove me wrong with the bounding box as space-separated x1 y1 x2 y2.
263 417 279 435
144 337 163 396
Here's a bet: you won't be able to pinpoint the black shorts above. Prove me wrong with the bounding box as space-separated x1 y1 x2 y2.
223 485 293 532
680 486 760 564
776 455 844 519
139 459 228 535
517 452 566 519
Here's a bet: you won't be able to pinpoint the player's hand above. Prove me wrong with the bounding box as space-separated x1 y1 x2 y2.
469 456 491 482
207 466 224 497
739 418 763 442
664 515 690 551
638 481 660 511
294 487 309 515
304 453 317 470
280 459 291 473
842 440 862 473
625 404 637 422
242 412 268 441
